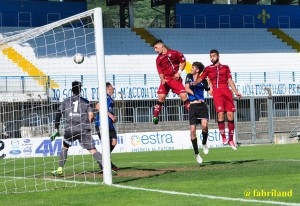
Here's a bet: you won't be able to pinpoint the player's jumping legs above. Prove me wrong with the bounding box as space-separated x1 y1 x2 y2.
179 93 190 111
190 125 199 154
190 125 202 164
217 112 227 144
153 94 166 124
201 119 209 154
227 112 237 150
227 113 235 142
201 120 208 145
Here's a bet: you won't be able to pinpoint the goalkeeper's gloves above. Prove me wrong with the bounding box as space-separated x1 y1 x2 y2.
50 129 59 141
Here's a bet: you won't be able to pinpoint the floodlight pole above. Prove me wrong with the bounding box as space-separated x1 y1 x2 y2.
129 0 134 28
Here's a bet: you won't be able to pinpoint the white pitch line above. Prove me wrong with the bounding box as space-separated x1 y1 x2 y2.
112 184 299 206
2 177 299 205
44 178 101 185
264 159 300 162
128 161 188 164
127 159 300 164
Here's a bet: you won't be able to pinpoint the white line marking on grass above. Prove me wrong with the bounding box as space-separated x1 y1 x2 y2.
265 159 300 162
44 178 100 185
112 184 299 206
128 161 188 164
128 159 300 165
2 176 101 186
2 176 298 205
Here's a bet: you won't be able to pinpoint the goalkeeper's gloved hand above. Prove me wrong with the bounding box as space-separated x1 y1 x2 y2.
50 129 59 141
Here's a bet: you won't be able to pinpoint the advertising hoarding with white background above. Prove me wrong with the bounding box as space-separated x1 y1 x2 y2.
0 129 231 159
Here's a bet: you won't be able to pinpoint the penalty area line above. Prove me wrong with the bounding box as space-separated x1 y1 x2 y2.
112 184 298 206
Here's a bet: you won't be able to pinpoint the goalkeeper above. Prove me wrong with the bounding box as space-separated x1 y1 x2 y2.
51 81 112 176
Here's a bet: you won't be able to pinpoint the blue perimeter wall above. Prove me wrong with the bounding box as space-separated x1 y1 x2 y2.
176 4 300 28
0 0 87 27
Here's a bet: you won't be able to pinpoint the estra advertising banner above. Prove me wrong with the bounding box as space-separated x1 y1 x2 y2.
181 129 231 150
126 129 231 153
0 129 232 159
126 131 183 152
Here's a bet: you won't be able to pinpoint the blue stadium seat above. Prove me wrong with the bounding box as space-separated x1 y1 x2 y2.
147 28 295 54
1 27 300 92
281 29 300 43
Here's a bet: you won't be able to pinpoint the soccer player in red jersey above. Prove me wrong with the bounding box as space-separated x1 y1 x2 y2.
152 39 190 124
192 49 242 150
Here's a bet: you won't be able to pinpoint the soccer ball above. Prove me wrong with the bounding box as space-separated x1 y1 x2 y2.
73 53 84 64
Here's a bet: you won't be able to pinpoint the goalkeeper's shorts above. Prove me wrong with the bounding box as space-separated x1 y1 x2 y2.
64 129 95 150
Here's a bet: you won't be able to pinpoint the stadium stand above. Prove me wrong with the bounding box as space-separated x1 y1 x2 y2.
1 27 300 91
104 28 153 55
0 54 27 76
147 28 296 54
281 28 300 42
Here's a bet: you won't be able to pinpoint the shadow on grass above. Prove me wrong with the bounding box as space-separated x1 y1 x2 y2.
201 159 260 167
70 160 260 183
113 167 177 184
113 159 261 183
70 167 177 184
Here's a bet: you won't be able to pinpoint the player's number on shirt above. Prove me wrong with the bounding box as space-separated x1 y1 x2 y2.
73 100 78 113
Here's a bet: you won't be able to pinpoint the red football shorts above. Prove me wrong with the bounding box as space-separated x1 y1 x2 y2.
213 88 236 112
157 77 186 95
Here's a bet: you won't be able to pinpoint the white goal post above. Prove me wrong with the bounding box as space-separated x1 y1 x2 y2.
94 8 113 185
0 7 112 193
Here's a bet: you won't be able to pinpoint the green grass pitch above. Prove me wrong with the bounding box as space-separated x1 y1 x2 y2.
0 143 299 205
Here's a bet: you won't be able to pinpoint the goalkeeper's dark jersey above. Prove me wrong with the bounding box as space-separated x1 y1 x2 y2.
58 95 93 130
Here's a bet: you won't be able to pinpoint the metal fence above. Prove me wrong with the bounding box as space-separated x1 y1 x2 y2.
0 74 299 145
0 76 47 94
1 89 299 145
1 72 300 94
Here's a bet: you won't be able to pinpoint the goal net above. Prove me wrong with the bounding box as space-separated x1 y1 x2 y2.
0 8 112 193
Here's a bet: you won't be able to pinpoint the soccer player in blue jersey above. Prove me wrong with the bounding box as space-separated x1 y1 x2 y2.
95 82 118 171
185 62 211 165
51 81 109 176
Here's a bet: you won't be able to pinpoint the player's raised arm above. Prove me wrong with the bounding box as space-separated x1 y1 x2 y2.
206 78 213 96
174 62 186 80
50 104 63 141
192 64 209 86
191 76 203 86
174 52 186 80
179 62 186 72
54 109 62 130
185 74 194 96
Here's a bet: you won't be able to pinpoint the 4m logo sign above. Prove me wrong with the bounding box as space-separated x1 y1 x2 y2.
35 139 62 156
